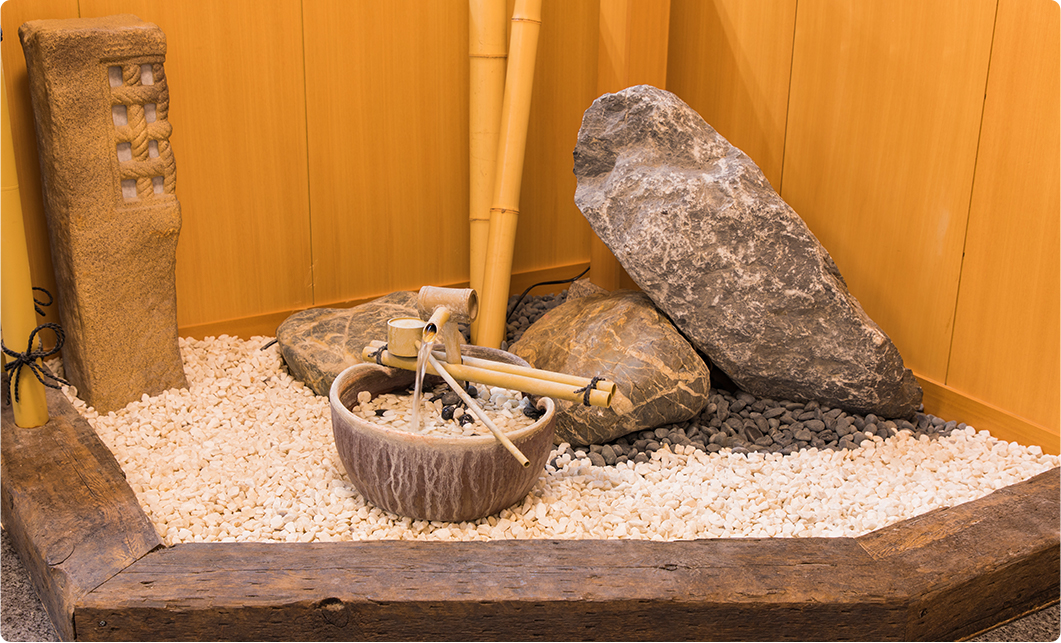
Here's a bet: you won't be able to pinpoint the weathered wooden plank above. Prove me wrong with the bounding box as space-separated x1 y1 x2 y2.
1 386 162 641
857 468 1060 640
76 538 910 641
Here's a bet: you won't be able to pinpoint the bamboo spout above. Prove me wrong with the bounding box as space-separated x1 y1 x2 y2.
422 307 452 344
417 286 477 367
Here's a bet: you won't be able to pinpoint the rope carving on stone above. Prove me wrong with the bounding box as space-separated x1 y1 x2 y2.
111 60 176 201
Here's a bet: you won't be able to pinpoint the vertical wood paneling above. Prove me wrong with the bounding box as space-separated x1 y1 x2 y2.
510 0 597 278
781 0 996 381
947 0 1059 434
590 0 670 291
666 0 796 189
1 0 79 319
304 1 469 305
3 0 1058 447
79 0 313 329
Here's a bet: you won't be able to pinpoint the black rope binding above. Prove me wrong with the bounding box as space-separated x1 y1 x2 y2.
2 323 70 403
369 343 388 365
32 287 53 317
572 375 604 406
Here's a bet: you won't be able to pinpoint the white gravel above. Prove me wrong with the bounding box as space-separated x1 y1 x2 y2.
54 335 1058 545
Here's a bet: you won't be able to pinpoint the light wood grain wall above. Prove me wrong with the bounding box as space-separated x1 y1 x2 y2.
665 0 1058 450
945 0 1059 442
2 0 1057 450
1 0 596 340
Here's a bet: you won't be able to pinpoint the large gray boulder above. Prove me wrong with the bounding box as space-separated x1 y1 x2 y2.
572 85 921 418
277 291 418 396
511 290 710 446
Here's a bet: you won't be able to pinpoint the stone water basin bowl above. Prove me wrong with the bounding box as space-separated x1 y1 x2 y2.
330 345 556 522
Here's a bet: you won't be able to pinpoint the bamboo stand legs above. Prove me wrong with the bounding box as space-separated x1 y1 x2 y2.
475 0 542 348
468 0 507 342
1 64 48 427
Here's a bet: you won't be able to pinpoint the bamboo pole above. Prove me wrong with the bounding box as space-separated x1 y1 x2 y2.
475 0 543 348
1 64 49 427
367 340 616 396
363 343 614 408
468 0 508 343
427 352 530 467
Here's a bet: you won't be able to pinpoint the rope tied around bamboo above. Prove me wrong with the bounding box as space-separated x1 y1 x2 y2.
573 376 605 406
2 287 69 403
2 323 69 404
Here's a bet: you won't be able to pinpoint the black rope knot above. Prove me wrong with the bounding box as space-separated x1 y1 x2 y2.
32 287 53 317
2 322 70 403
573 375 603 407
369 343 388 366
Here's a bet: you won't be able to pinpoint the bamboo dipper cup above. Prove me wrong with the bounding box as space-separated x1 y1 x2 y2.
386 318 426 358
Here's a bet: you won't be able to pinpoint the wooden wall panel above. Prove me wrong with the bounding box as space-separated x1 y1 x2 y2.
75 0 314 330
666 0 796 190
1 0 79 323
947 0 1060 435
306 0 595 308
780 0 996 382
304 1 469 305
3 0 1058 448
590 0 670 291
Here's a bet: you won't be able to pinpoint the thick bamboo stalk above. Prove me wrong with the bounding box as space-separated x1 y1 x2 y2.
367 339 616 397
468 0 508 343
1 64 48 427
427 352 530 467
476 0 543 348
362 344 613 408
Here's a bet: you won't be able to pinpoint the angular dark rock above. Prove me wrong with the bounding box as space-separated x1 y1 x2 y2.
277 291 418 396
510 290 710 446
572 85 922 418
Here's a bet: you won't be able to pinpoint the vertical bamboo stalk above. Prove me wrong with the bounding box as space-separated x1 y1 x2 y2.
468 0 508 343
476 0 542 348
1 64 49 427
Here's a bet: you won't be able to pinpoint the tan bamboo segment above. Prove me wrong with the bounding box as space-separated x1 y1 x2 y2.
444 352 616 396
427 352 530 467
468 0 507 342
1 64 48 427
362 344 613 408
367 339 616 396
386 318 426 358
476 0 543 348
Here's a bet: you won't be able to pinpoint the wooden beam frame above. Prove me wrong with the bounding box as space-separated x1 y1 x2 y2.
2 383 1057 641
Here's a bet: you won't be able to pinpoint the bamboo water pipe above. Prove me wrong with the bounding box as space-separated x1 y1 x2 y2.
1 63 49 427
417 286 477 368
475 0 543 348
468 0 507 342
364 341 614 408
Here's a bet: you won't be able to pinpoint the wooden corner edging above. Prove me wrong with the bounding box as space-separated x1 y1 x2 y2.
3 385 1058 641
1 387 162 641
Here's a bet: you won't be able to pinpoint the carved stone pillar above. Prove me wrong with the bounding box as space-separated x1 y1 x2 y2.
20 14 188 413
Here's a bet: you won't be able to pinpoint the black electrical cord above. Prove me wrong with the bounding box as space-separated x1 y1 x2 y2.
505 265 591 322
